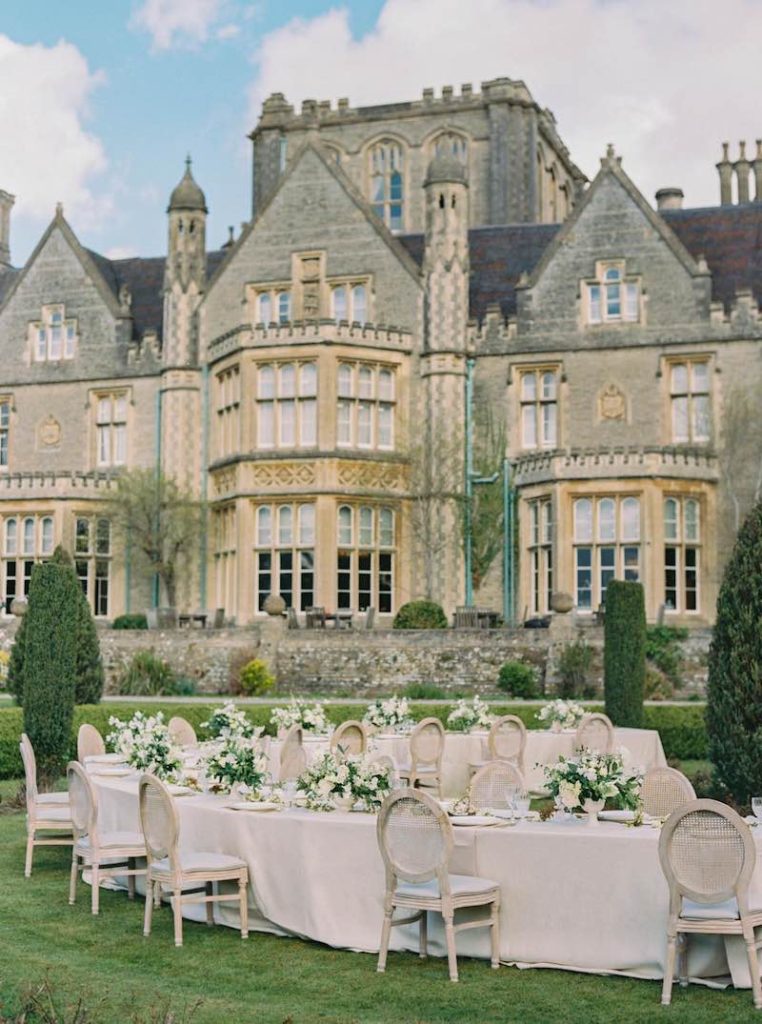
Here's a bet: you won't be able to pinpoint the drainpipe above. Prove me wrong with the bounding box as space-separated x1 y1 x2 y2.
199 364 210 609
503 457 514 624
153 387 163 609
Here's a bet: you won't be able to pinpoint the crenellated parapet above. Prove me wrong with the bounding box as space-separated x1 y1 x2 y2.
207 321 413 363
0 470 119 499
513 446 718 486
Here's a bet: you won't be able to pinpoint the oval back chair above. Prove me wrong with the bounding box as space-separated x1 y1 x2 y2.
168 716 197 748
77 723 106 762
398 718 445 793
642 766 696 819
469 760 525 810
488 715 527 768
280 723 306 782
19 733 72 877
330 720 368 757
574 713 614 754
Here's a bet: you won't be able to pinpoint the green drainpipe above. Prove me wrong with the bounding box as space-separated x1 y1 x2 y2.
199 365 210 609
153 387 163 609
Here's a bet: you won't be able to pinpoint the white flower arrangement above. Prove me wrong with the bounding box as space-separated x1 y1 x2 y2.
536 699 586 731
362 696 414 732
446 696 493 733
544 751 641 812
271 699 329 734
201 735 270 797
106 711 183 781
201 701 257 740
296 751 393 812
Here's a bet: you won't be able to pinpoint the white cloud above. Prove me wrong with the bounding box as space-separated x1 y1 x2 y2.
132 0 228 50
104 245 139 260
248 0 762 208
216 23 240 40
0 34 110 232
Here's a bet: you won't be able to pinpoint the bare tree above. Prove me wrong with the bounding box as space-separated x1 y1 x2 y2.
718 385 762 540
469 405 507 590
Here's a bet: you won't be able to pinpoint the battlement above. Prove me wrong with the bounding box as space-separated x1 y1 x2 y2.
207 321 414 362
513 446 718 485
0 470 119 499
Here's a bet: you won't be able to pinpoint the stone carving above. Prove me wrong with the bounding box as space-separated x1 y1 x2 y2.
338 462 406 491
598 383 626 421
250 463 316 488
38 415 61 448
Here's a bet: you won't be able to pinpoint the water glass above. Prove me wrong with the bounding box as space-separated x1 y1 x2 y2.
514 792 531 818
282 780 298 805
752 797 762 822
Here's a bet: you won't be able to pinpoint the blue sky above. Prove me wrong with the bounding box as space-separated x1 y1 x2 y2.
2 0 762 265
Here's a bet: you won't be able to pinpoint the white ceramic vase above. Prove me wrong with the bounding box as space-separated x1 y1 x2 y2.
584 798 605 825
551 721 562 734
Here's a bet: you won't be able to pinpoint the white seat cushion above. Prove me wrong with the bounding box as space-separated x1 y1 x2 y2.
37 792 70 806
33 805 72 823
395 873 499 900
396 764 439 775
681 897 762 921
76 832 145 853
151 851 246 875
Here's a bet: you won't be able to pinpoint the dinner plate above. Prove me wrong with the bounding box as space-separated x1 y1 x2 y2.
88 766 132 777
166 785 195 796
598 809 639 823
227 801 280 812
449 815 501 827
84 754 126 765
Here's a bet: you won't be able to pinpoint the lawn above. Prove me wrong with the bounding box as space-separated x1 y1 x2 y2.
0 788 757 1024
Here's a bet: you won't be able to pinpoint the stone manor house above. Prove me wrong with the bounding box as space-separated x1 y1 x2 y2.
0 76 760 627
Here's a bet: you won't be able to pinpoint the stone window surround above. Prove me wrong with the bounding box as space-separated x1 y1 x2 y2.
29 303 78 363
254 501 316 612
661 353 713 446
215 365 241 459
336 360 396 451
571 493 642 612
247 258 375 324
2 512 56 606
0 395 11 471
512 362 562 452
91 387 131 470
663 494 702 615
365 136 407 233
528 496 553 615
336 502 396 614
74 514 112 617
582 260 643 326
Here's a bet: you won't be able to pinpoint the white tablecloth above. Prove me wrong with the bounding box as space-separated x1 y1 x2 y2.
92 775 757 989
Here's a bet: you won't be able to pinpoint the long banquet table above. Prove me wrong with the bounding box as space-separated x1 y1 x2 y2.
266 727 668 796
92 774 756 989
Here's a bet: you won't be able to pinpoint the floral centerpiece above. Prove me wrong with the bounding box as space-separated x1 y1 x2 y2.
297 751 393 812
362 696 413 733
202 735 270 798
201 702 256 740
271 699 329 735
536 699 586 732
106 711 183 781
446 696 493 733
543 751 641 822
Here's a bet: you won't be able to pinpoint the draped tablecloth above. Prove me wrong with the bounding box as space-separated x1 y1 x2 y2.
92 775 757 989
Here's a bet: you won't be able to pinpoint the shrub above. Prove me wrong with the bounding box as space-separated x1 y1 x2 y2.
706 500 762 804
604 580 646 727
404 682 447 700
238 658 275 697
556 640 596 699
6 613 27 704
112 613 149 630
645 625 688 686
496 661 538 698
644 666 674 701
0 649 9 689
116 650 178 697
22 561 78 781
64 549 105 705
392 600 447 630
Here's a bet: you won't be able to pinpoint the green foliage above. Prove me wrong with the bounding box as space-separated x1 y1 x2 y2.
645 626 688 686
116 651 178 697
392 600 447 630
706 500 762 804
6 614 26 705
112 614 149 630
556 640 596 699
644 666 674 701
22 562 78 781
604 580 646 727
469 405 506 591
496 661 538 698
403 682 447 700
237 659 275 697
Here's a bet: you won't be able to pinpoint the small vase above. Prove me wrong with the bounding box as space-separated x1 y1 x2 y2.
584 799 605 825
550 721 562 734
333 793 355 811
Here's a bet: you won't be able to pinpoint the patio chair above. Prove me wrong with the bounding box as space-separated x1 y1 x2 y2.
280 724 306 781
642 766 696 819
306 606 326 629
77 723 106 762
330 720 368 757
453 606 480 629
469 761 525 810
574 713 614 755
67 761 146 914
397 718 445 794
469 715 527 777
286 607 300 630
19 734 72 877
658 799 762 1009
376 789 501 982
168 716 197 748
139 774 249 948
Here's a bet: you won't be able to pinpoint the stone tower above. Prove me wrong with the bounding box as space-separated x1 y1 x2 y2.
0 190 14 270
417 155 470 609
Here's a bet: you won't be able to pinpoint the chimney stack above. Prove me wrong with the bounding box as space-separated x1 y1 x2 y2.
0 190 14 270
717 142 733 205
753 140 762 202
655 187 684 211
735 140 751 203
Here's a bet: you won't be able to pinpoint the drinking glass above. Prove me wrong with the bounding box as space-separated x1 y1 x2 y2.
283 780 298 806
514 792 531 818
752 797 762 822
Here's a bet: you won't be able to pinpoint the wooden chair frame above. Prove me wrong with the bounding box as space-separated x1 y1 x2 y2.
642 766 696 819
574 713 615 754
77 723 106 762
397 718 445 794
280 723 307 781
168 716 197 748
470 715 528 777
20 734 73 877
469 761 525 810
330 720 368 757
376 788 500 982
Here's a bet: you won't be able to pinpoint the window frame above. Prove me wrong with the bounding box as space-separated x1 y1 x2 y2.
572 494 642 612
31 303 78 362
666 357 712 445
335 503 396 614
517 365 560 451
663 495 702 615
368 139 405 232
253 501 316 612
254 360 318 450
584 261 642 326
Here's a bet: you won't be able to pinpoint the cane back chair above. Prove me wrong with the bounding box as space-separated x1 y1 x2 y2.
469 761 525 811
642 766 696 819
280 723 307 782
77 723 106 762
330 720 368 757
469 715 527 777
397 718 445 793
574 713 614 755
20 733 72 877
168 716 197 748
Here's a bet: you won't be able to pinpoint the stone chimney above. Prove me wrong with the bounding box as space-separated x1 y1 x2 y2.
753 140 762 202
735 140 751 203
0 190 14 269
717 142 733 205
655 187 684 211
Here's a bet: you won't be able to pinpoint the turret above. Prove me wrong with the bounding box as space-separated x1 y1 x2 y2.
422 155 470 352
166 156 207 294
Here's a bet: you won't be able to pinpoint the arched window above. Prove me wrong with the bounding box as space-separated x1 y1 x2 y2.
351 284 367 323
257 506 272 546
277 291 291 324
622 497 640 541
359 507 374 546
332 286 347 321
379 508 394 547
22 517 35 556
40 517 54 556
4 518 16 556
278 506 293 546
434 132 468 163
337 505 353 546
298 504 315 546
370 140 404 231
258 293 272 324
598 498 616 542
573 499 593 543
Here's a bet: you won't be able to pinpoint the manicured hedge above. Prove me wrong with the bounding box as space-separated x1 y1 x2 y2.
0 699 708 780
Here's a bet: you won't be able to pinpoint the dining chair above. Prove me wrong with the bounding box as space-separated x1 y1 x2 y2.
280 723 307 781
469 761 525 810
397 718 445 794
642 766 696 819
67 761 146 914
168 716 197 748
469 715 527 777
77 723 106 762
19 734 73 877
138 774 249 947
658 798 762 1008
376 789 501 982
330 720 368 757
574 713 614 754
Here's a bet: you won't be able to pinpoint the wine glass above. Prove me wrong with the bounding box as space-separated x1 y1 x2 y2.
514 791 531 819
752 797 762 822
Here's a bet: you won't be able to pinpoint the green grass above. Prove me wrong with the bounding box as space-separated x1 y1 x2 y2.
0 805 756 1022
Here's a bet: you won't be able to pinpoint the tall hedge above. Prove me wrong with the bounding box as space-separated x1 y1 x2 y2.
604 580 646 727
22 560 78 781
706 501 762 804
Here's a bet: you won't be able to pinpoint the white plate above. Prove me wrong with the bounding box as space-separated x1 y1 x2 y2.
166 785 195 796
88 766 132 777
228 801 280 812
745 816 761 827
449 815 501 827
84 754 126 765
598 810 649 823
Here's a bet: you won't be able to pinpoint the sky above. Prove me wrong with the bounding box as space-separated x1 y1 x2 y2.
1 0 762 264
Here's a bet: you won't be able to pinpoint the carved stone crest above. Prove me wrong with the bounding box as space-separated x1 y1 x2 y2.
38 415 61 447
598 383 626 422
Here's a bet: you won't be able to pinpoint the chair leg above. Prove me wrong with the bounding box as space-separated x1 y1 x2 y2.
377 902 393 973
24 833 34 878
662 931 677 1005
173 889 183 947
205 881 214 926
239 874 249 939
678 933 689 988
143 878 154 937
743 928 762 1009
419 911 428 959
69 852 78 905
154 880 161 909
443 912 459 982
127 858 136 901
490 898 500 969
91 863 100 915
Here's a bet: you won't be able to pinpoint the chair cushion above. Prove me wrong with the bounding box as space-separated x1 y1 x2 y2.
37 792 70 806
33 805 72 823
151 851 246 875
395 873 499 900
76 832 145 852
396 764 439 775
681 897 762 921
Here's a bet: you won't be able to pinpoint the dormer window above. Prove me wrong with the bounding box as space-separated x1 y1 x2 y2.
32 304 77 361
585 262 641 325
